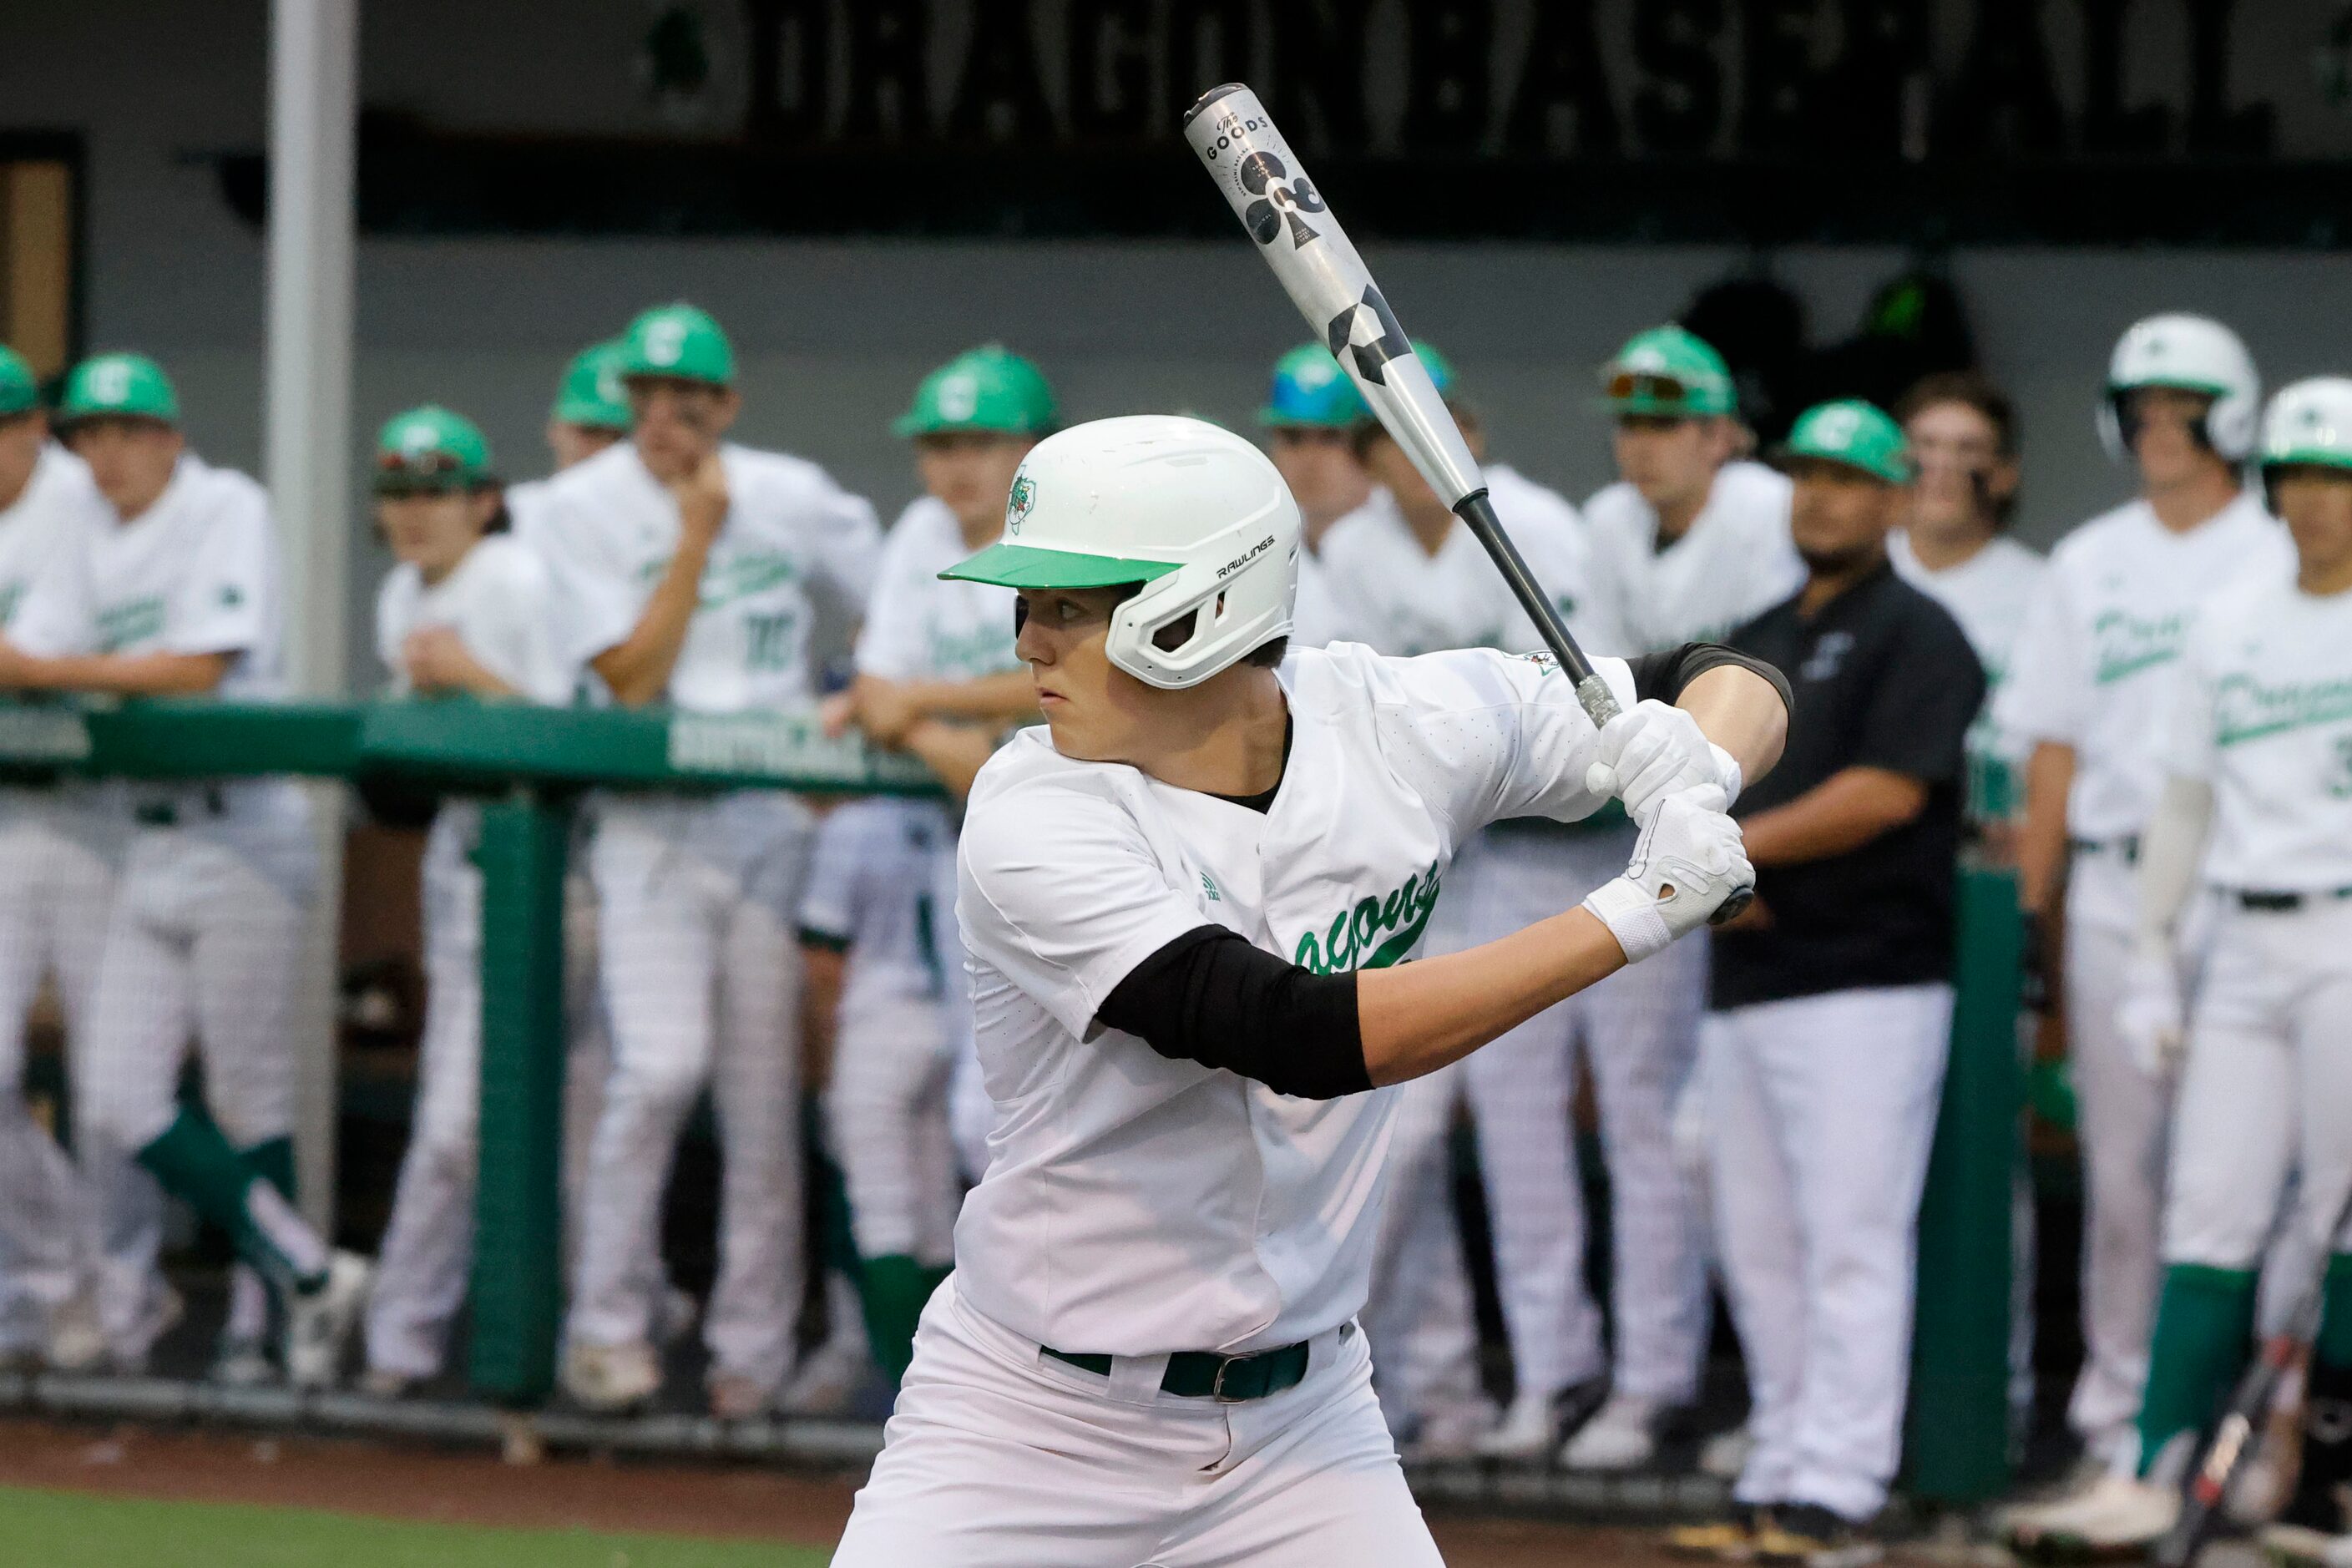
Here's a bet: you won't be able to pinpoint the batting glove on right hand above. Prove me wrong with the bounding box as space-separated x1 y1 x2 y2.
1583 699 1743 824
2115 941 2188 1077
1581 787 1753 963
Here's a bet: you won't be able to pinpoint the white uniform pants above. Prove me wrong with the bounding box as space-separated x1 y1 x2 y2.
370 821 635 1381
2165 898 2352 1270
835 1277 1444 1567
826 989 956 1265
2061 851 2174 1455
0 811 116 1346
1361 1060 1486 1434
1452 825 1709 1404
78 824 312 1360
566 795 808 1389
1707 984 1952 1520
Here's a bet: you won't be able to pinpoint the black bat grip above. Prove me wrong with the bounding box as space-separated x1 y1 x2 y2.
1450 490 1753 927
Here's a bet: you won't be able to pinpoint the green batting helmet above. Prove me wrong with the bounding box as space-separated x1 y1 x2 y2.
619 303 735 387
554 341 632 430
0 346 38 418
893 346 1058 438
57 352 180 427
1780 399 1911 484
1257 344 1368 429
373 405 494 493
1600 326 1737 419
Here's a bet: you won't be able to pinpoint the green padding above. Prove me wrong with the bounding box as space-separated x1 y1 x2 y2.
468 796 572 1408
83 701 363 778
2317 1254 2352 1368
2138 1264 2259 1471
1904 864 2026 1505
939 541 1183 589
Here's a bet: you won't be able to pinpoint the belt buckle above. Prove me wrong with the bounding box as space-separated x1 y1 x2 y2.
1209 1353 1252 1404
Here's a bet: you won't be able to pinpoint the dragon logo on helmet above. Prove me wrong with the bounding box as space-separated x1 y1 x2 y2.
1006 473 1036 534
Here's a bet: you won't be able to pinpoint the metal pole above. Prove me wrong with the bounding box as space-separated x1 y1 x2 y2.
265 0 358 1232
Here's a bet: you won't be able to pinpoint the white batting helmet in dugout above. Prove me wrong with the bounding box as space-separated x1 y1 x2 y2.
2098 312 2261 463
941 414 1302 690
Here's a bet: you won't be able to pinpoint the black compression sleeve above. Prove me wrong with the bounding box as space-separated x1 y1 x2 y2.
1625 642 1793 717
1095 926 1372 1100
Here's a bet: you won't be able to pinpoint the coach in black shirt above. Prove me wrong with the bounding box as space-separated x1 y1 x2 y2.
1679 401 1982 1564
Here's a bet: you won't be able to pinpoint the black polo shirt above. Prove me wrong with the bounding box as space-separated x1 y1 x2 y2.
1712 560 1985 1010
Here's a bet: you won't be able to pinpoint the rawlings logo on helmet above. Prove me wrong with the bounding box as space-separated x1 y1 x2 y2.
1006 473 1035 534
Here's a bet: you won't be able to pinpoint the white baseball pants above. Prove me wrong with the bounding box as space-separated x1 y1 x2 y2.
78 821 314 1361
2060 851 2173 1458
0 808 116 1348
1707 983 1952 1520
826 989 956 1266
2165 898 2352 1270
567 795 808 1392
1361 1060 1487 1434
834 1277 1444 1567
1450 825 1710 1404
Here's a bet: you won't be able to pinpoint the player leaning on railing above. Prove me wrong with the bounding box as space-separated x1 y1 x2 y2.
832 413 1788 1566
357 407 574 1397
0 352 369 1385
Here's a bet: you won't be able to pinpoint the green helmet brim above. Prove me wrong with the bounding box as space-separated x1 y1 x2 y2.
2262 450 2352 473
938 543 1186 590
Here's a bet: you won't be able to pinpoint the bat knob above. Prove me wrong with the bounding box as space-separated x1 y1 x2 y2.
1709 887 1755 927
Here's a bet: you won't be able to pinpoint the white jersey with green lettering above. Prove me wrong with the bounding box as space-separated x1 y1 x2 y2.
539 440 881 712
1581 459 1800 651
949 640 1637 1356
1995 493 2289 842
854 497 1018 685
0 446 104 633
374 534 574 705
2166 564 2352 890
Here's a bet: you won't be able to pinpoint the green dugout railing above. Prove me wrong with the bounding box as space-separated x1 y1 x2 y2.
0 699 2026 1499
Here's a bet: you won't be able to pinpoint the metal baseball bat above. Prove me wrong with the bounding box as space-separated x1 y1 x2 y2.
1180 83 1621 731
2152 1176 2352 1568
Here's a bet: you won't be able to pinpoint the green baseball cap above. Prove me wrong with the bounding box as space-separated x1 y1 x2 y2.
618 302 735 387
893 345 1058 438
1600 326 1737 418
373 405 494 493
554 341 632 430
1412 340 1457 399
0 346 38 418
1780 399 1912 484
1257 344 1368 429
57 352 180 427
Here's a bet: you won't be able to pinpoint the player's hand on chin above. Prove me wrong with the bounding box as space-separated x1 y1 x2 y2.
1584 699 1742 822
670 451 731 545
1580 787 1753 963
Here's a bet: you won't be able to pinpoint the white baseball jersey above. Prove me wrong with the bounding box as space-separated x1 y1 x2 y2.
950 640 1638 1357
1889 533 2045 685
800 796 947 1006
1316 464 1631 658
503 477 554 547
374 534 573 705
2164 566 2352 890
0 445 105 633
539 440 881 711
1995 493 2289 842
1582 459 1801 650
854 496 1018 685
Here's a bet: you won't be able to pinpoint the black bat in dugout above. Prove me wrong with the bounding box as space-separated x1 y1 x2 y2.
1181 82 1754 924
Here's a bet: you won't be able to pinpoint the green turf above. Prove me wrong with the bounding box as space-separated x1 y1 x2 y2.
0 1485 834 1567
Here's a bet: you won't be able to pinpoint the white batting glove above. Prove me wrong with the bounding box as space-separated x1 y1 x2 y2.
1584 700 1743 823
1581 787 1753 963
2115 942 2188 1077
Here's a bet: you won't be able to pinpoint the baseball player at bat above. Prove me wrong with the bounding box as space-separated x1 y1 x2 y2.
0 353 369 1383
1255 344 1370 648
1997 315 2293 1474
2006 377 2352 1561
544 304 883 1418
358 407 574 1397
0 344 118 1373
830 412 1787 1565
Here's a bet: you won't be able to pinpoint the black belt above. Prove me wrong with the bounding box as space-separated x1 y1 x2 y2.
134 786 228 827
2069 835 2140 865
2233 887 2352 912
1043 1338 1312 1402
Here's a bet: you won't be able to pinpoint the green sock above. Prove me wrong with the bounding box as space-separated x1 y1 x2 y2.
2137 1263 2259 1474
138 1110 320 1297
858 1254 947 1384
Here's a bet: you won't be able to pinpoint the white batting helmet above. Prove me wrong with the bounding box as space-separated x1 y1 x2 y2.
940 414 1302 690
2097 312 2261 464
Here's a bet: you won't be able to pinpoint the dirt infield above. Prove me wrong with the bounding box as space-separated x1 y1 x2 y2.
0 1416 1763 1566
